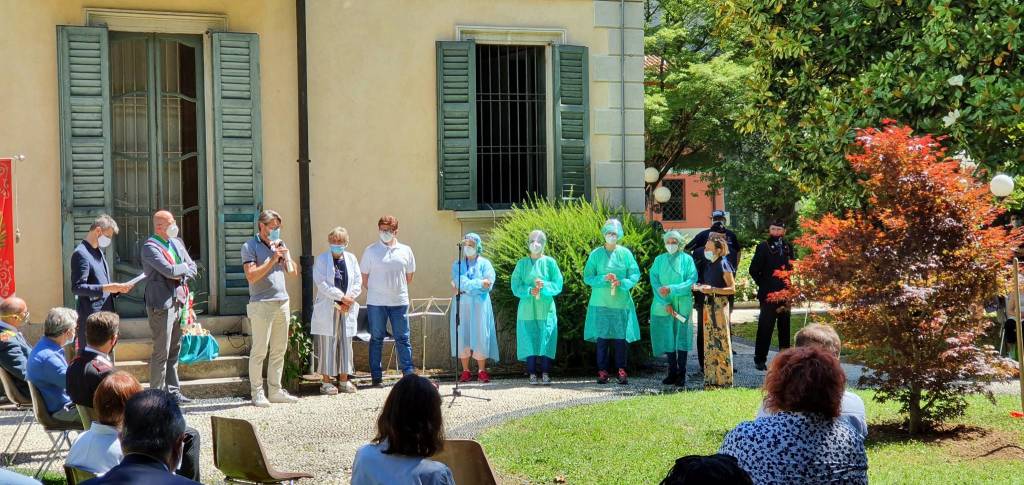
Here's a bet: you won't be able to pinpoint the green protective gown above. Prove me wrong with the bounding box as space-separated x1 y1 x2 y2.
510 255 564 360
649 251 698 355
583 245 641 343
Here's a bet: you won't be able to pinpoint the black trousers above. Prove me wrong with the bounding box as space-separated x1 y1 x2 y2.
695 292 733 369
179 426 201 482
754 300 791 366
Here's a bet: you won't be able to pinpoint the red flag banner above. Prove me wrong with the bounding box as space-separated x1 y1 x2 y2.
0 158 14 297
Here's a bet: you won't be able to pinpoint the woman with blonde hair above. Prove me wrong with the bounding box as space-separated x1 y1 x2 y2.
695 232 735 387
310 227 362 394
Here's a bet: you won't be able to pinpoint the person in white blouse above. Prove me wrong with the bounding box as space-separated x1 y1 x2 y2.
65 371 143 475
311 227 362 395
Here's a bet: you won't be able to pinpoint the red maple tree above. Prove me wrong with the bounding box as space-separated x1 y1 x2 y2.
773 122 1021 434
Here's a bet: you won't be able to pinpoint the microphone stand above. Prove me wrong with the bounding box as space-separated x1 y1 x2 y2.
442 242 490 407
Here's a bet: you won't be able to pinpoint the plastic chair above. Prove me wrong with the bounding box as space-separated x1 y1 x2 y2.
211 415 313 483
64 464 97 484
27 381 83 478
431 439 498 485
353 307 398 373
76 404 98 431
0 367 33 465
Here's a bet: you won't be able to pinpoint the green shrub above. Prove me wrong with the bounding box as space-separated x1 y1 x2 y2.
733 245 758 303
488 198 662 369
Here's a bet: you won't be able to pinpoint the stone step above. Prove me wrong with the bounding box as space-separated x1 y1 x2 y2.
116 315 249 339
178 376 250 399
114 335 252 361
118 356 250 383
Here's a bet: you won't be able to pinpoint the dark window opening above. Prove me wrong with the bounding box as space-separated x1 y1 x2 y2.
662 179 685 221
476 44 546 208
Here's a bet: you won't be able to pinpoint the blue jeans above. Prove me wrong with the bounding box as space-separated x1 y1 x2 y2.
596 338 628 372
367 305 415 380
526 356 552 375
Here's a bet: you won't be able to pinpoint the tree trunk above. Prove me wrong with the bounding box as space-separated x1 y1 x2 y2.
908 383 923 435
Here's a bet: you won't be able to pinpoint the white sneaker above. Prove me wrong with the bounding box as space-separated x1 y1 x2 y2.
251 393 271 408
338 381 357 393
529 374 539 385
320 383 339 395
541 373 552 385
268 390 299 404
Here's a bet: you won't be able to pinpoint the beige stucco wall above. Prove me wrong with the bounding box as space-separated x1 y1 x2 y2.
0 0 298 322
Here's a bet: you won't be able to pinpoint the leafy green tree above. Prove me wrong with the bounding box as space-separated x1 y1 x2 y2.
716 0 1024 209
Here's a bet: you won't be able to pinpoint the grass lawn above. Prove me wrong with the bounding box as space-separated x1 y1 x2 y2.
478 388 1024 484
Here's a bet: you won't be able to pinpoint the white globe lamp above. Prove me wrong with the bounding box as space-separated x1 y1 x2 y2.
991 174 1015 198
653 186 672 203
644 167 660 184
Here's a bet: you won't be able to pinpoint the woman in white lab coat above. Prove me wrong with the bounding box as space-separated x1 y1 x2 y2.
311 227 362 394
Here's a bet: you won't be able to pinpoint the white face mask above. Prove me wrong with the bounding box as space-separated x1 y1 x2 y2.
605 234 618 245
166 223 180 239
98 235 112 248
704 250 716 261
379 231 394 243
529 241 544 254
464 246 477 257
665 244 679 254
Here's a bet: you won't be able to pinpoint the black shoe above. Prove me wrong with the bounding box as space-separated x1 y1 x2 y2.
370 379 383 388
172 393 193 404
675 374 687 387
661 372 678 385
754 362 767 371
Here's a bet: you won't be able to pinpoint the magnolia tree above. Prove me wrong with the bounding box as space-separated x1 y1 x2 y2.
773 122 1021 434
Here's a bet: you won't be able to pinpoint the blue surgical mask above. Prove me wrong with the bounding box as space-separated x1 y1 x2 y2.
704 250 716 261
605 234 618 245
464 246 478 257
268 228 281 241
330 245 346 255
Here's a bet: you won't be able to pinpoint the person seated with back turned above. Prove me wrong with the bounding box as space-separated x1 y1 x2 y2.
66 371 142 475
719 347 868 484
660 454 752 485
754 323 867 436
81 389 200 485
351 374 454 485
26 307 82 425
67 311 202 482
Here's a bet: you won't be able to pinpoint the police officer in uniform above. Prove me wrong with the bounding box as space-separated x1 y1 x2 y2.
0 297 32 400
748 221 795 370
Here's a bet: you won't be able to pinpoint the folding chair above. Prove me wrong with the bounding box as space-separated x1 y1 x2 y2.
211 415 313 483
64 464 96 484
0 367 33 465
431 439 498 485
27 381 83 478
76 404 99 431
353 307 398 374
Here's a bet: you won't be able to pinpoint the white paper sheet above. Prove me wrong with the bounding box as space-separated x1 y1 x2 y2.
124 273 147 286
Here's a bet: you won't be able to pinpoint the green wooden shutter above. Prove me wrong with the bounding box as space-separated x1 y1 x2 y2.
436 40 477 210
553 45 591 201
212 32 263 315
57 25 112 307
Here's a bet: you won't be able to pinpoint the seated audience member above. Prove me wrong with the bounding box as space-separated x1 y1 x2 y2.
720 347 868 484
66 312 202 482
755 323 867 436
0 467 42 484
26 307 81 425
66 371 142 475
81 389 199 485
67 311 119 407
660 454 752 485
0 297 35 398
351 374 455 485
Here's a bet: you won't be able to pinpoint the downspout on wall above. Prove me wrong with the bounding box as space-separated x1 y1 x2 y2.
296 0 314 326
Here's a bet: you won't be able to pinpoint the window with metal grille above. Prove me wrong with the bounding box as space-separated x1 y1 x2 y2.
661 179 686 221
476 45 546 208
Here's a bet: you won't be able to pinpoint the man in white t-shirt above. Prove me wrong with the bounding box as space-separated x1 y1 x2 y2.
755 323 867 436
360 215 416 387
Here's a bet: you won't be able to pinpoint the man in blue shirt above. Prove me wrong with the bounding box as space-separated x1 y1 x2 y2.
0 296 33 400
26 307 81 425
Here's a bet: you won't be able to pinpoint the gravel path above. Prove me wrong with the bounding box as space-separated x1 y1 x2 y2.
0 308 1015 484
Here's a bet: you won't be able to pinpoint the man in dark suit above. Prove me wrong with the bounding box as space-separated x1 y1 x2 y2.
70 214 133 352
81 389 200 485
684 210 742 370
141 210 197 404
748 221 795 371
68 310 202 482
0 297 32 399
67 311 118 407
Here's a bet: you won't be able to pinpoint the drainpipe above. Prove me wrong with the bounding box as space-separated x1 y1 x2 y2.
620 0 628 208
296 0 314 326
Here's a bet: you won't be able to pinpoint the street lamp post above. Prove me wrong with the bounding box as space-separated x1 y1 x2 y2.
991 174 1024 411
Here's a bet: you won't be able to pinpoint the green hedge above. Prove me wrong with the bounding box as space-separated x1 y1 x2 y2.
488 198 662 369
